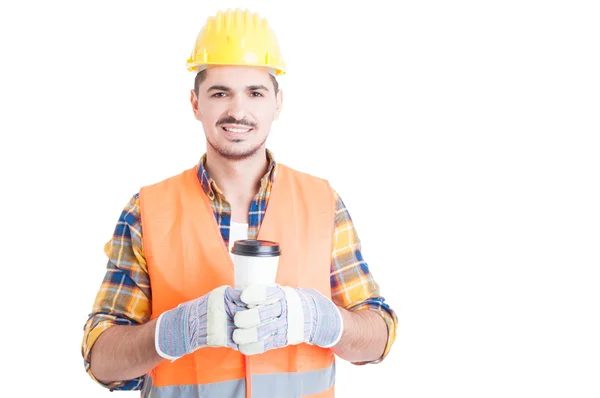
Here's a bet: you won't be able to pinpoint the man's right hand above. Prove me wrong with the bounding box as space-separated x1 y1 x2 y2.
155 285 243 360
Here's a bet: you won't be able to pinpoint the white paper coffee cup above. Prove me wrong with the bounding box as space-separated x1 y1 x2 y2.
231 239 281 289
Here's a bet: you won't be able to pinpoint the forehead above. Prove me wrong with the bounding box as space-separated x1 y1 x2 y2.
202 65 273 88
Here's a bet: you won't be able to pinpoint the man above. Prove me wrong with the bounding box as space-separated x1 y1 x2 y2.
82 8 397 397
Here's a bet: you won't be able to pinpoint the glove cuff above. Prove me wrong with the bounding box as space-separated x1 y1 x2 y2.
155 308 186 362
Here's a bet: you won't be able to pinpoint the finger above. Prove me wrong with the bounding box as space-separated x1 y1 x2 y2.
238 341 266 355
234 308 261 329
240 285 284 306
233 317 280 344
234 302 283 328
239 333 288 355
232 327 259 345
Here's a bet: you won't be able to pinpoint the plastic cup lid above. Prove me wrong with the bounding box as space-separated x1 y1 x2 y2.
231 239 281 257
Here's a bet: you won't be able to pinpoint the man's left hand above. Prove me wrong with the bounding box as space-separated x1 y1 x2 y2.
232 285 343 355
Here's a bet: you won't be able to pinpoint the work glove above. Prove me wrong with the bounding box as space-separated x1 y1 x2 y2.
155 285 244 360
231 285 343 355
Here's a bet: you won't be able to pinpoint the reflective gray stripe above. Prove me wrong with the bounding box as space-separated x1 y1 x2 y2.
253 362 335 397
141 375 246 397
141 363 335 397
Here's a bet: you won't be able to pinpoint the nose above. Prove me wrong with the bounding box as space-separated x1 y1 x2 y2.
227 96 247 121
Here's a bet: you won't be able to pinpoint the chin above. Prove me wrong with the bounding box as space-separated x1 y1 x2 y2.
221 150 259 161
210 142 263 161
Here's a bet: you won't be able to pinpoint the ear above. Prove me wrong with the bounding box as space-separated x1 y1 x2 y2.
274 89 284 120
190 89 202 121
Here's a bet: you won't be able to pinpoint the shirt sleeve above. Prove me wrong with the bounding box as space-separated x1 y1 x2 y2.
81 193 152 391
330 189 398 365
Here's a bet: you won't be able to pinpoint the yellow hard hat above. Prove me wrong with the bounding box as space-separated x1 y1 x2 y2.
186 8 286 75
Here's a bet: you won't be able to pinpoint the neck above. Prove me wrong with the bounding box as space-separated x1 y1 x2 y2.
204 146 269 203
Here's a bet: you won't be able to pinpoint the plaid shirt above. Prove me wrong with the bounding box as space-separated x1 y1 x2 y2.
81 150 398 390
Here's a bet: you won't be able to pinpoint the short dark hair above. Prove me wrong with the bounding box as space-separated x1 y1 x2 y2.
194 69 279 96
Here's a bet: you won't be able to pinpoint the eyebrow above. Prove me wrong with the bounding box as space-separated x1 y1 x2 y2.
247 85 269 92
207 85 231 92
207 84 270 92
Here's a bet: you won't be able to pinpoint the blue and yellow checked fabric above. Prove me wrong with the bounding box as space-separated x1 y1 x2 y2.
81 150 398 390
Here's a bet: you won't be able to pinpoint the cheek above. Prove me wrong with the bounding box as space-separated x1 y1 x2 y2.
250 104 277 127
198 105 222 126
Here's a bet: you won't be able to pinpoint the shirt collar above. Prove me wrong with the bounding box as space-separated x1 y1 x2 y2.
197 149 277 201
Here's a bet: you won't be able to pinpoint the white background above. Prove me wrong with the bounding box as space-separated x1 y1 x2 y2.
1 0 599 397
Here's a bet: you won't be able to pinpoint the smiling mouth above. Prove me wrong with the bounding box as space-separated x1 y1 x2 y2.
221 126 252 133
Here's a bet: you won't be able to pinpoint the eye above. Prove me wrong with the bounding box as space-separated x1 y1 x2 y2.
250 92 264 97
211 92 227 98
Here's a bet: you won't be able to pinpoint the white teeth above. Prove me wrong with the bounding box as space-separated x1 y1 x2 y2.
223 127 250 133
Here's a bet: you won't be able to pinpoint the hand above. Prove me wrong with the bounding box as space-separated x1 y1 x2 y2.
155 285 244 360
232 285 343 355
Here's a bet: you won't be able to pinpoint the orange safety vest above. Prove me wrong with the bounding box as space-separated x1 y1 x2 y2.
138 163 336 398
